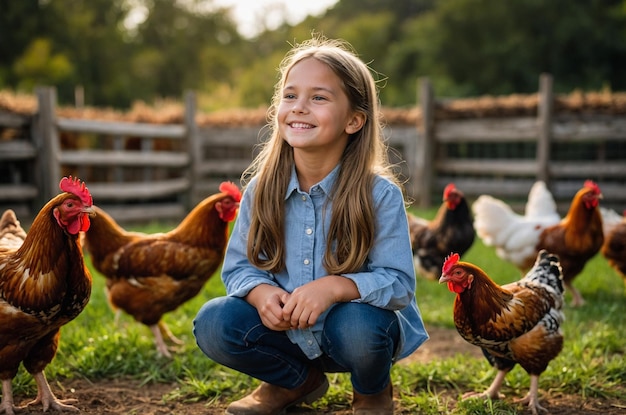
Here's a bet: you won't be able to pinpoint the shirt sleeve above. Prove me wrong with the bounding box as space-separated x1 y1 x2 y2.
343 177 416 310
221 183 279 297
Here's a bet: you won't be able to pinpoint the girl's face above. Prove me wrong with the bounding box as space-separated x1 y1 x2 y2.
277 57 364 159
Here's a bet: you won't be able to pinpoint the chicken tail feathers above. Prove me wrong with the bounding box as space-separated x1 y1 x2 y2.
523 250 565 300
525 181 559 222
0 209 27 249
472 195 519 246
0 209 22 233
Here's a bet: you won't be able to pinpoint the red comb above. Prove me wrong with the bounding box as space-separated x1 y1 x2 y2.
583 180 600 194
59 176 93 206
442 253 460 274
443 183 456 199
219 181 241 202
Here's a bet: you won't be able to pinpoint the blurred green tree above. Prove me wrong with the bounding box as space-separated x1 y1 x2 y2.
12 38 74 91
133 0 244 102
401 0 626 96
1 0 625 109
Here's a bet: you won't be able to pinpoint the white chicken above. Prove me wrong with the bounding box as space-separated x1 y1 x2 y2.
472 181 561 268
600 206 624 238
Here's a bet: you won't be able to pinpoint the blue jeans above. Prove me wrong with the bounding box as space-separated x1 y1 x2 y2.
193 296 400 394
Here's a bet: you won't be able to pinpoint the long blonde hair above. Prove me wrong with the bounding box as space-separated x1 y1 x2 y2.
243 36 400 274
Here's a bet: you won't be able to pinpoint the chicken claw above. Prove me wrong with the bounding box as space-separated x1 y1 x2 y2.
461 390 505 401
461 370 507 401
159 320 184 345
150 321 184 358
21 372 79 413
513 375 548 415
24 397 79 413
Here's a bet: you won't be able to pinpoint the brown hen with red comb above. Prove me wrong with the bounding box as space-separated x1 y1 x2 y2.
440 250 564 415
0 176 94 414
82 182 241 357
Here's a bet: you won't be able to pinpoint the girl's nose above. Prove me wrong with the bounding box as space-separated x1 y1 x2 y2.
292 100 307 113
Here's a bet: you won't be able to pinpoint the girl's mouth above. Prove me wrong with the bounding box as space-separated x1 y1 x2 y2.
289 122 314 129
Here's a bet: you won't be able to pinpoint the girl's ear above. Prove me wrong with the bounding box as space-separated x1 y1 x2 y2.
345 112 366 135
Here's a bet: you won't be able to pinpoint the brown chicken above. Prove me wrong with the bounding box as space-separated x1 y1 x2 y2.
473 180 604 306
408 183 475 280
82 181 241 357
601 210 626 287
439 250 565 415
0 176 94 415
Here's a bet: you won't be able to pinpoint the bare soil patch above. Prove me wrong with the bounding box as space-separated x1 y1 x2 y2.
11 327 625 415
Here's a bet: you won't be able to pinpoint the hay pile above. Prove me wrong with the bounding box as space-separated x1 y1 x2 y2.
2 89 626 127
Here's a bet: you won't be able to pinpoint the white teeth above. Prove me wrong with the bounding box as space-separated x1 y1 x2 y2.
291 122 312 129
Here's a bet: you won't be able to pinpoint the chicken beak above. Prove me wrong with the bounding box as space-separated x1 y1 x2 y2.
83 206 96 217
438 274 449 284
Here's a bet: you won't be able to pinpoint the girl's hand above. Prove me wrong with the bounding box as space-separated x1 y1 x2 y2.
246 284 293 331
281 276 360 329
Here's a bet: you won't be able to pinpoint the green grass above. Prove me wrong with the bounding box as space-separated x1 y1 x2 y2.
10 211 626 414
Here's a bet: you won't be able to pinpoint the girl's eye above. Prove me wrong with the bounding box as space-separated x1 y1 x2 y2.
283 93 296 100
312 95 326 101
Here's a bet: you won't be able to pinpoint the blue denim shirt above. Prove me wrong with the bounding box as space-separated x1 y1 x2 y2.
221 165 428 361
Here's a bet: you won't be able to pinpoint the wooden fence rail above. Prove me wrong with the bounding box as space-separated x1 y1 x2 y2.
0 74 625 224
415 74 626 212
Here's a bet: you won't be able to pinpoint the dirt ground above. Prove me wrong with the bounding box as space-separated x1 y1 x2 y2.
11 327 626 415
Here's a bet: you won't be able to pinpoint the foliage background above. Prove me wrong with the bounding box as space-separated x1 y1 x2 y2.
1 0 626 112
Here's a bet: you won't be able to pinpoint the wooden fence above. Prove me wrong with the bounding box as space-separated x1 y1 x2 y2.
1 74 625 223
415 75 626 212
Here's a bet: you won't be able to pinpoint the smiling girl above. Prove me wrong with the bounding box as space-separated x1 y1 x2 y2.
194 36 428 415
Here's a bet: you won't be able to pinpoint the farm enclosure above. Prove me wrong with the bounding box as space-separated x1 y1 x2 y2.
2 81 625 412
1 74 625 223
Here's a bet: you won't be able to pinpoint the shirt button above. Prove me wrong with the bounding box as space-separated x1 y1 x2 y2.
303 259 310 265
301 195 306 201
306 228 312 235
308 340 313 345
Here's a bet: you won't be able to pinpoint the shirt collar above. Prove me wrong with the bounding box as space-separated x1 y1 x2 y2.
285 163 341 200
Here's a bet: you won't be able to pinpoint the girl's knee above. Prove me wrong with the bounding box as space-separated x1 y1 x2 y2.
193 297 239 356
324 303 399 363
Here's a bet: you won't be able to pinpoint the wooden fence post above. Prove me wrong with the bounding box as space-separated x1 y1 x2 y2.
35 86 61 204
415 77 435 208
537 73 553 186
184 90 198 209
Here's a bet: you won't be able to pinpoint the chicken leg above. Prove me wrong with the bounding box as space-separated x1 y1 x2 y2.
462 369 507 401
1 379 17 415
22 371 78 412
515 374 547 415
565 281 585 307
149 321 183 358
